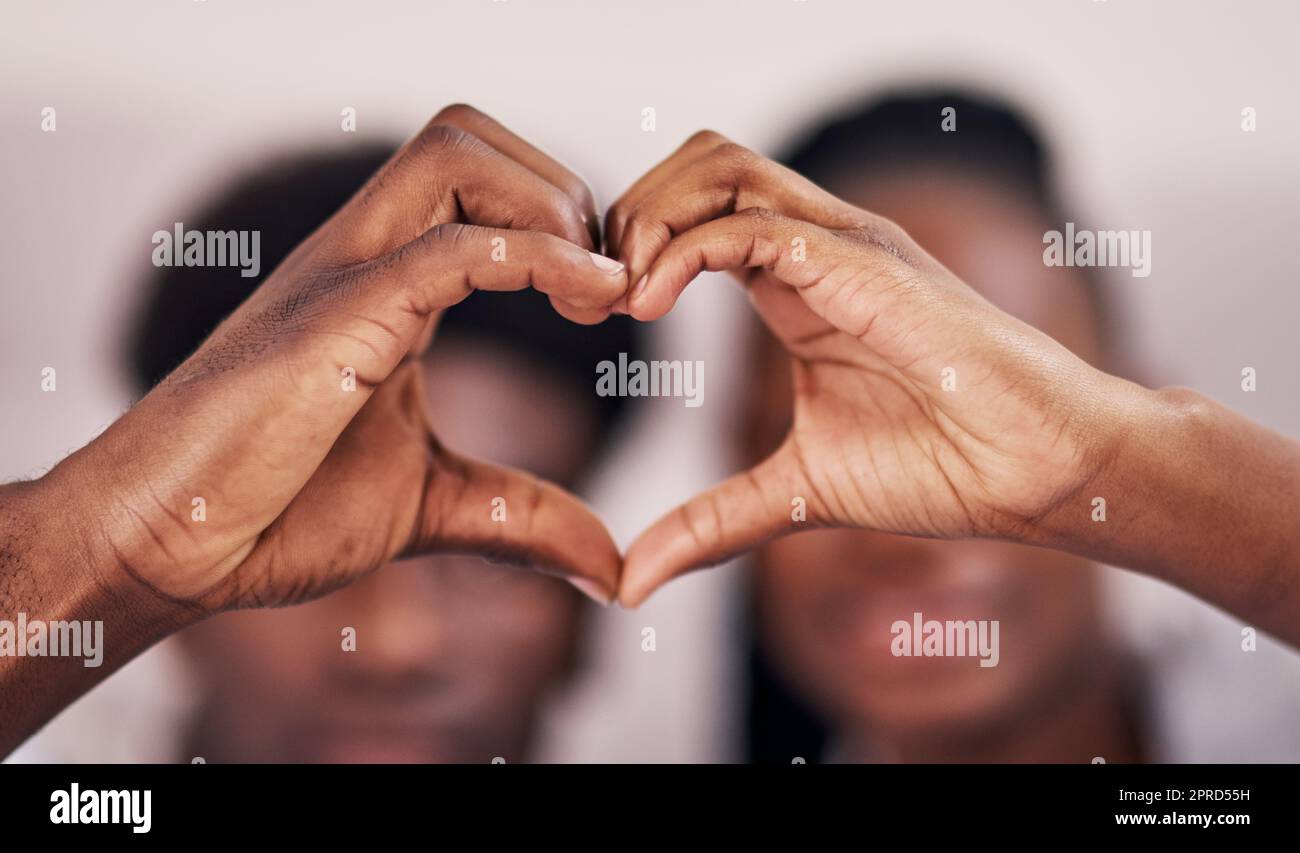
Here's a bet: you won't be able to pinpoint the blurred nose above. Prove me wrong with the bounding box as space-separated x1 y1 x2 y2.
846 531 1015 598
332 562 448 693
853 531 958 584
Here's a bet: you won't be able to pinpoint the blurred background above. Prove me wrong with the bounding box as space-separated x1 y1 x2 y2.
2 0 1299 762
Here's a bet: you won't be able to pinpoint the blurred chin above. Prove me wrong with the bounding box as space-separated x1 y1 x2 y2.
313 734 452 764
300 723 491 764
840 660 1027 737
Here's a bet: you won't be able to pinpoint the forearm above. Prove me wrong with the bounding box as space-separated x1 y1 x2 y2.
1034 378 1300 644
0 461 194 758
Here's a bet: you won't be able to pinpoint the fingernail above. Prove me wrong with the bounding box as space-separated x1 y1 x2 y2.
588 252 625 275
566 577 613 606
629 274 649 304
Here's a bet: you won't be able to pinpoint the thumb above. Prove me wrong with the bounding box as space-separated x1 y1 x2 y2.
619 451 798 607
410 449 621 605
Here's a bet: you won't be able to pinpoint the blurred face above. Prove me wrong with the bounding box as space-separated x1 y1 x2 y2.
754 171 1110 746
180 341 594 763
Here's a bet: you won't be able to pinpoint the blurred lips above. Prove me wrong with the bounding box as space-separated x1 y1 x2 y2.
302 710 470 763
289 685 491 762
824 577 1018 676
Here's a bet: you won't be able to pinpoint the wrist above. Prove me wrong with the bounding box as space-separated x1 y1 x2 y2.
20 456 202 644
0 470 195 756
1023 378 1225 571
1021 373 1170 551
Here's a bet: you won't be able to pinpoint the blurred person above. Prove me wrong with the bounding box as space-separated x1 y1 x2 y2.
603 94 1300 762
740 93 1141 762
119 143 641 762
1 107 641 759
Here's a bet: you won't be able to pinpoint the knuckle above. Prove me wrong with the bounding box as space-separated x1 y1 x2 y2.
620 206 655 244
871 212 906 239
715 141 758 170
851 214 913 261
737 206 782 229
604 205 631 251
710 143 768 190
680 492 724 553
544 191 590 245
564 177 598 215
605 200 630 230
686 128 728 148
432 102 483 127
427 221 473 247
411 123 477 161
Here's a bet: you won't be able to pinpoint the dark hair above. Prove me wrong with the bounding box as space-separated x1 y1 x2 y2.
125 144 643 444
777 88 1112 351
782 90 1057 212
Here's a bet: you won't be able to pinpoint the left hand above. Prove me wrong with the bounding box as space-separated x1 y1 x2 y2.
60 105 628 614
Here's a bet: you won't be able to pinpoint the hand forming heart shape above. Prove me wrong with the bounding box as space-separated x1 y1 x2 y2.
71 105 627 613
63 104 1127 618
12 100 1300 765
602 130 1124 606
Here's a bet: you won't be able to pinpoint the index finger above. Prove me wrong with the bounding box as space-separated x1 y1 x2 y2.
328 122 591 264
431 104 600 248
605 129 731 257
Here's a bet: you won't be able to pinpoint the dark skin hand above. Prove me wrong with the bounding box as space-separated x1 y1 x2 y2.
608 132 1300 650
0 105 626 756
4 118 1300 759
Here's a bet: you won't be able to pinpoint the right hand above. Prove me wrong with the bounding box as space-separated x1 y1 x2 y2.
608 132 1127 606
56 105 629 613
